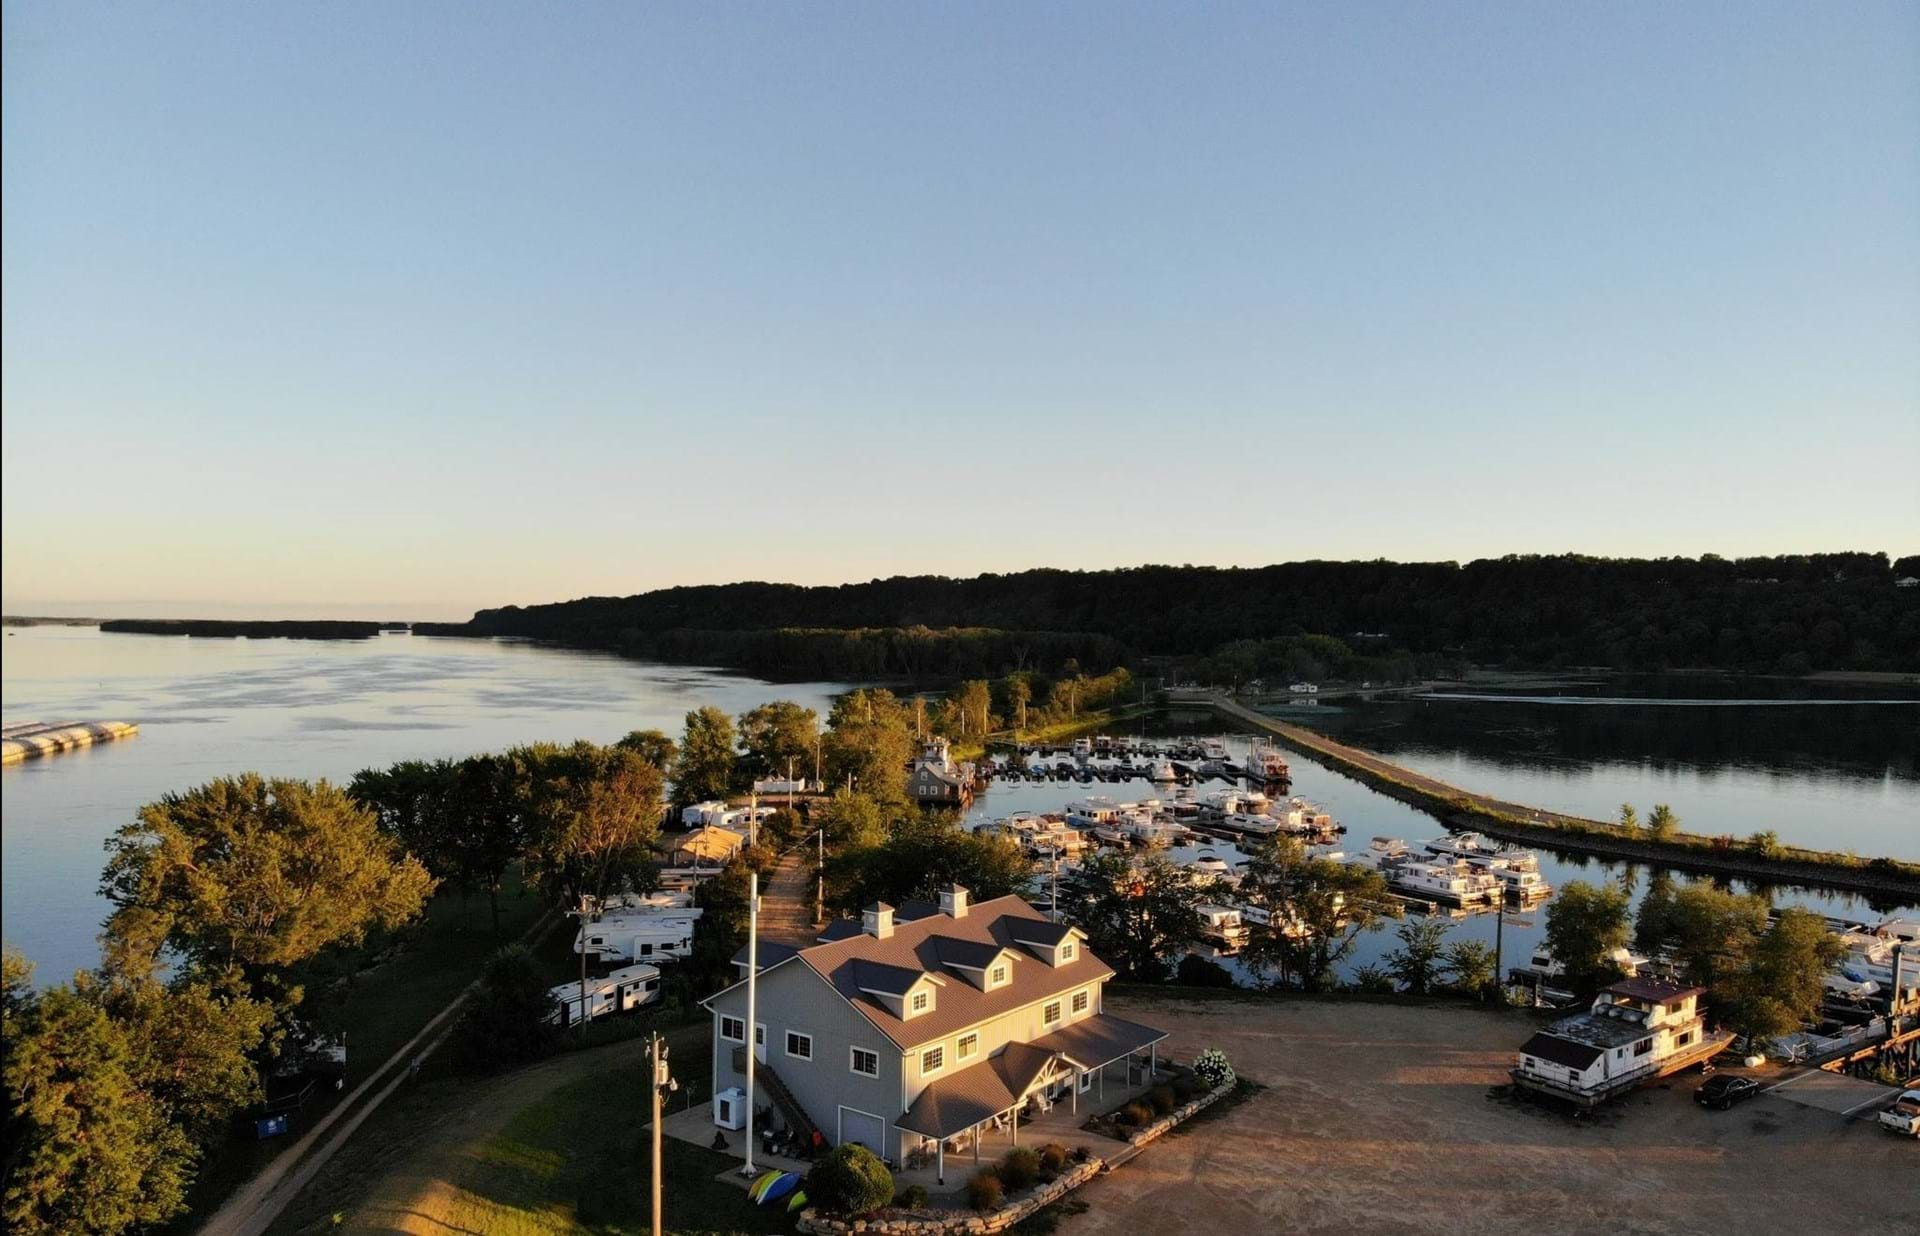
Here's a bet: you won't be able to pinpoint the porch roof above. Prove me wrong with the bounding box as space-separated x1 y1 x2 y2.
1030 1013 1168 1071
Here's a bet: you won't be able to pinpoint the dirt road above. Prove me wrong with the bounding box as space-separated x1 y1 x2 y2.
1071 994 1917 1236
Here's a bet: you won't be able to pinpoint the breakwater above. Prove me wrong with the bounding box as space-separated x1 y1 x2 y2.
1184 693 1920 901
100 619 388 640
1 721 139 764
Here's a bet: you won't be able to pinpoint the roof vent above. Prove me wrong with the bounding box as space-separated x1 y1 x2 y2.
939 884 969 919
862 902 895 939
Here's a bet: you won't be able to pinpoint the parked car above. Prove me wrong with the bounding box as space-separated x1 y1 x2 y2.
1694 1075 1761 1110
1877 1089 1920 1137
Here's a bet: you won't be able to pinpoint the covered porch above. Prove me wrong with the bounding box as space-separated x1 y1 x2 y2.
893 1014 1169 1189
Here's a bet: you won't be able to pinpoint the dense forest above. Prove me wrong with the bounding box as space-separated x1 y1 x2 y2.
415 553 1920 680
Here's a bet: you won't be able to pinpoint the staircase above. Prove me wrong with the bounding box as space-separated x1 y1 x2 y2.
733 1046 822 1145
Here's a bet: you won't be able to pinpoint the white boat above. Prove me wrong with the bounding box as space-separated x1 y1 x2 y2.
1196 904 1250 951
1149 757 1177 782
1065 797 1122 829
1874 917 1920 944
1837 933 1897 986
1245 738 1290 782
1424 832 1541 873
1824 972 1881 1000
1510 945 1652 985
1071 737 1094 758
1480 864 1552 899
1122 810 1189 847
1345 836 1413 871
1215 812 1281 838
1201 738 1230 762
1389 858 1500 905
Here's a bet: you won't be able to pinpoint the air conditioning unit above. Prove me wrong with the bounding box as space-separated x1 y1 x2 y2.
713 1086 746 1131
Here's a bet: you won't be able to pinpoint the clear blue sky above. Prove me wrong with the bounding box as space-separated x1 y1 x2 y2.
4 2 1916 621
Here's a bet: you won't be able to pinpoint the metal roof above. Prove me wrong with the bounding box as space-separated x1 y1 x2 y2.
1607 977 1705 1005
1518 1032 1604 1071
1030 1013 1168 1069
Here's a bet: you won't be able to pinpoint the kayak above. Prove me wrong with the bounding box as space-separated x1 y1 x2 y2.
787 1189 810 1212
761 1173 800 1205
747 1171 784 1203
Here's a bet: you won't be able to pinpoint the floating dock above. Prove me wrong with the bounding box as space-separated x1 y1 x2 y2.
1 720 139 764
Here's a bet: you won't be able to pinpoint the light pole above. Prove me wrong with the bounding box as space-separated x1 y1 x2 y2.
741 870 759 1178
648 1033 676 1236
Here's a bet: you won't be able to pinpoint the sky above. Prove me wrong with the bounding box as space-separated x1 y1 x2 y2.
3 3 1916 622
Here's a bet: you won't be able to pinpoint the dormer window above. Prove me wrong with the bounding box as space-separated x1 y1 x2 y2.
990 964 1008 986
911 990 930 1014
1059 942 1076 963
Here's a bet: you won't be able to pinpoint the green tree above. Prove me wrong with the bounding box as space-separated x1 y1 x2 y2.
736 701 819 784
99 775 435 981
1443 940 1498 999
450 944 558 1074
674 707 739 807
1384 920 1450 994
350 759 460 884
90 972 276 1145
520 742 666 906
1747 830 1783 860
614 729 677 770
1720 908 1845 1045
805 1142 894 1217
954 680 993 738
1542 881 1633 998
818 789 887 852
1059 852 1204 982
830 816 1031 913
1004 676 1032 734
2 953 196 1236
1235 838 1396 991
1617 804 1639 833
823 689 916 805
1647 804 1680 841
1638 883 1768 991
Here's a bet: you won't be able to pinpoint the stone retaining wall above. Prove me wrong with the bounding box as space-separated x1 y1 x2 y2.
798 1081 1235 1235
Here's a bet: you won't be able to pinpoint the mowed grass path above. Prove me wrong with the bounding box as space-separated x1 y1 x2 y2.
272 1022 791 1236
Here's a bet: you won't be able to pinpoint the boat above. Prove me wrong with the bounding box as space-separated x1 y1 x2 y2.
1389 858 1501 906
1244 738 1290 782
1214 812 1281 838
1479 863 1553 899
1201 738 1230 762
1065 797 1122 829
1071 737 1094 759
1148 757 1177 782
1195 904 1250 952
1344 836 1413 871
1424 832 1541 872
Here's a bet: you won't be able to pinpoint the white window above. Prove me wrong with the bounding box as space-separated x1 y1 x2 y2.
957 1032 979 1061
721 1015 745 1042
1060 942 1076 962
850 1047 879 1077
910 990 930 1013
921 1046 945 1075
786 1031 813 1061
1071 989 1090 1015
990 964 1008 986
1043 1001 1062 1026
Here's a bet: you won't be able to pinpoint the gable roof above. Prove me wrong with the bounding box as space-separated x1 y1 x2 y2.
852 959 930 997
798 895 1113 1049
1004 918 1075 948
928 936 1014 971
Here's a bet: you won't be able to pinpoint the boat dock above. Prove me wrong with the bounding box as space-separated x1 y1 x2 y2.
1 720 139 764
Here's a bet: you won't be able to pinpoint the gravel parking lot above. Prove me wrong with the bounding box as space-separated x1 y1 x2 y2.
1072 993 1916 1236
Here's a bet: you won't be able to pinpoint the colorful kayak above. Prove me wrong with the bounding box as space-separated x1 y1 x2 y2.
747 1171 784 1203
761 1173 800 1205
787 1189 809 1212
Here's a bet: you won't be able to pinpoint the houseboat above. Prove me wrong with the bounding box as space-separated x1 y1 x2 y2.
1148 757 1178 783
1196 904 1251 953
1344 836 1414 872
1201 738 1230 762
1424 832 1541 872
1511 978 1732 1108
1244 738 1290 783
1389 858 1500 906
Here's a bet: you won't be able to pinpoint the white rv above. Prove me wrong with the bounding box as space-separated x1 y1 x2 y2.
547 963 663 1026
574 909 702 963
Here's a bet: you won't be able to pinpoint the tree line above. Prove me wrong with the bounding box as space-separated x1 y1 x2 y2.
420 552 1920 677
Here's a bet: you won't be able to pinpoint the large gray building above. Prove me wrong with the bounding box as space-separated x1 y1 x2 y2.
704 887 1165 1176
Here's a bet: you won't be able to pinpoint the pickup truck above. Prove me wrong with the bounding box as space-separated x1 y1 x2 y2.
1878 1089 1920 1136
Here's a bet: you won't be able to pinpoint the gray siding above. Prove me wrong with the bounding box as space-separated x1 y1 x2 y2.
710 963 908 1159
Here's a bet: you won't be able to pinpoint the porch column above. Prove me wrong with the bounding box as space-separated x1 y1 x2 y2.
1011 1104 1019 1147
1151 1043 1157 1078
973 1125 981 1165
1099 1062 1105 1102
937 1139 945 1185
1072 1070 1079 1114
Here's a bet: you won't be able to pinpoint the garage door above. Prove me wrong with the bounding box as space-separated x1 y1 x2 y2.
839 1108 887 1155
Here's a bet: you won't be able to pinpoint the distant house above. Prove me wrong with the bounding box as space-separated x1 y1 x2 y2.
703 887 1165 1179
753 776 817 795
910 738 975 807
669 824 745 867
1511 978 1732 1107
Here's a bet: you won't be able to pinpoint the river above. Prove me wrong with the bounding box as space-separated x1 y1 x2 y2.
0 624 849 981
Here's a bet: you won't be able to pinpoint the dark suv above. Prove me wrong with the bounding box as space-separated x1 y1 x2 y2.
1695 1075 1762 1110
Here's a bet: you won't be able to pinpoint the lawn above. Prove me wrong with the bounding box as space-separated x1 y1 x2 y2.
268 1019 788 1236
174 865 556 1229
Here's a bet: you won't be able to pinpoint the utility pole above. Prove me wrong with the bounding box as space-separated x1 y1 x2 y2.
1492 894 1505 1002
741 870 759 1177
815 827 825 926
572 893 593 1029
648 1033 674 1236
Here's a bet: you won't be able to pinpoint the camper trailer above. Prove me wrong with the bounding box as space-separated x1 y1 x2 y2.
574 910 702 963
547 963 663 1027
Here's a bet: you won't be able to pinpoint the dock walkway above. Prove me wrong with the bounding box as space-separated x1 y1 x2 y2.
1 720 138 764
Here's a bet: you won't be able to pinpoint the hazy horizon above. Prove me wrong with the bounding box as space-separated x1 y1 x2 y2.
6 4 1917 618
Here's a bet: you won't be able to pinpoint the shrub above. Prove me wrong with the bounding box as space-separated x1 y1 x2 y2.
450 944 558 1075
1039 1142 1069 1173
894 1184 928 1210
1175 954 1237 988
1171 1074 1199 1102
1148 1084 1176 1116
1120 1101 1153 1127
1192 1048 1235 1091
1071 1145 1092 1163
805 1143 894 1217
999 1146 1041 1190
967 1170 1004 1211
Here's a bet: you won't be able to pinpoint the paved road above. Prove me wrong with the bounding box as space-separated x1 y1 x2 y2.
757 849 820 947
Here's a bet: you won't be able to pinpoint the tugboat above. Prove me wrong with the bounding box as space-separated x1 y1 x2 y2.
1244 738 1290 784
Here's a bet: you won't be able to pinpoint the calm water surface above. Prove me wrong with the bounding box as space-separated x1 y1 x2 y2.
0 625 848 980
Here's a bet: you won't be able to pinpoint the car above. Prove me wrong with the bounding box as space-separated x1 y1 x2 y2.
1695 1074 1762 1110
1877 1089 1920 1137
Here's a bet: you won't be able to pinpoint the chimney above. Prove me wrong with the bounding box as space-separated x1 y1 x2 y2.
939 884 970 919
862 902 895 939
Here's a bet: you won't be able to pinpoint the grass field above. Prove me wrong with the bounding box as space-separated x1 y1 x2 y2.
175 866 555 1230
269 1019 787 1236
